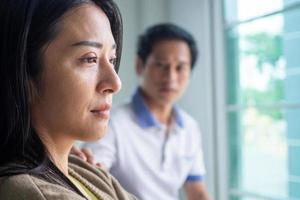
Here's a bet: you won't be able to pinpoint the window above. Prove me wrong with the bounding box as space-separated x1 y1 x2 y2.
224 0 300 199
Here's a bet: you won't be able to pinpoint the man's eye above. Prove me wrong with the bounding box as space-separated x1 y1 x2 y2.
81 57 97 64
177 64 188 72
156 62 167 68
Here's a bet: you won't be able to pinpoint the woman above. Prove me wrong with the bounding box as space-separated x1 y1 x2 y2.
0 0 136 199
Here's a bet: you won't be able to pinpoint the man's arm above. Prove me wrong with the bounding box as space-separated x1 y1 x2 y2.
184 181 211 200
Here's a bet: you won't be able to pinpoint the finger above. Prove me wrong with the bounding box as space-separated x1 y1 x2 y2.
70 146 87 161
96 163 107 170
96 163 102 168
81 148 95 165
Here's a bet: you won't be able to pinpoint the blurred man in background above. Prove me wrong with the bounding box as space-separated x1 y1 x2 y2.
76 23 211 200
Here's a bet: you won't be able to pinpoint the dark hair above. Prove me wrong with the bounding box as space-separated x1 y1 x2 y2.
0 0 122 195
137 23 198 69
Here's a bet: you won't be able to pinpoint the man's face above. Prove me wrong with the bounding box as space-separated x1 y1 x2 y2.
137 39 191 107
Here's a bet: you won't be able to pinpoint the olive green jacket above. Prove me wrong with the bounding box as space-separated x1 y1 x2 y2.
0 156 137 200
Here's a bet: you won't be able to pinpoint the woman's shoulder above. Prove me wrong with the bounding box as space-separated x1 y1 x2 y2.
0 174 44 199
0 173 83 200
69 155 110 178
68 155 138 200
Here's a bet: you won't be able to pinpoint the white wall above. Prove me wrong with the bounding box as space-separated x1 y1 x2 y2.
113 0 139 103
113 0 170 104
168 1 216 198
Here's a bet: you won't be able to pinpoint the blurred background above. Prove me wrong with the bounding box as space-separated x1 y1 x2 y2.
112 0 300 199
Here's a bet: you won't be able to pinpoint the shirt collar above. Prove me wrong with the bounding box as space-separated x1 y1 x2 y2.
131 88 184 129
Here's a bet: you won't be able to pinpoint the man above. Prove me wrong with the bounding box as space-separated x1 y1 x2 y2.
80 23 211 200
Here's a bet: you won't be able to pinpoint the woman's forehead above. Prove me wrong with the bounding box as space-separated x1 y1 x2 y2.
54 4 115 47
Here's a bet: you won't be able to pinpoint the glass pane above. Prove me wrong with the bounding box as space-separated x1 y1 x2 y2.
283 7 300 105
228 108 300 200
226 8 300 106
224 0 300 24
225 1 300 200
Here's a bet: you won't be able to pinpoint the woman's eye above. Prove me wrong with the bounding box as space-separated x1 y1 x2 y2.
177 65 184 71
81 57 97 64
109 57 117 66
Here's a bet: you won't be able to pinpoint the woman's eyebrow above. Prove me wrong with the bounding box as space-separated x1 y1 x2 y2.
71 41 117 50
71 41 103 48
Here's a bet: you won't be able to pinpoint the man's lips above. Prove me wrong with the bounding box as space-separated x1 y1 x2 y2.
90 104 111 119
159 87 176 93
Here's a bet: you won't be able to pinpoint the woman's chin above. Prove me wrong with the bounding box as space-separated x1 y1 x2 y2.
80 127 107 142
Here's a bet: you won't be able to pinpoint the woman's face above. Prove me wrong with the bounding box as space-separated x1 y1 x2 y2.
31 5 121 141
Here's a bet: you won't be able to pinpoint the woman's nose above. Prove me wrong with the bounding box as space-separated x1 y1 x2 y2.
96 60 122 95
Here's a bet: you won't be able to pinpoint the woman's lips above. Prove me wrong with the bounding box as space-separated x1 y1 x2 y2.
91 104 111 119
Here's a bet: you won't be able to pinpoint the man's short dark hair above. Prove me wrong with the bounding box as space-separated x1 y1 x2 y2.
137 23 198 69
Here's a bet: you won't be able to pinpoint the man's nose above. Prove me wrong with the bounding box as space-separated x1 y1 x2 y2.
164 65 177 81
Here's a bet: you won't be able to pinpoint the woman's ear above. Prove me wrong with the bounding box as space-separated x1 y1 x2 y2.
28 80 39 104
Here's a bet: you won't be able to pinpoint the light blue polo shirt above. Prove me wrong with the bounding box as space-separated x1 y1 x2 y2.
83 89 206 200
